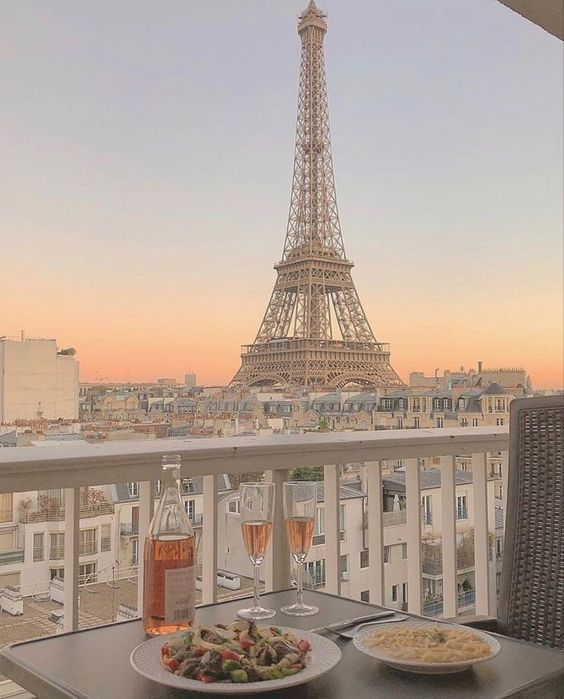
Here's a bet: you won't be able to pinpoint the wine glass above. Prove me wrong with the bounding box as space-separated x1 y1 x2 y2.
281 481 319 616
237 482 276 620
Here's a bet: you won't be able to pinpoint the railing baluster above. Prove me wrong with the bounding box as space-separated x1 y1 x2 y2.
366 461 384 605
487 466 497 612
441 455 457 618
405 458 422 614
473 452 491 616
137 480 154 616
264 469 290 592
324 464 341 596
201 474 218 604
63 487 80 632
501 449 509 530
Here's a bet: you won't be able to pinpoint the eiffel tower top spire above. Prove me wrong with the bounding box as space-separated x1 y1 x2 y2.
230 3 404 389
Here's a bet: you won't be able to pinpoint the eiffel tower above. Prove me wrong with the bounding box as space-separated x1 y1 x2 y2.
231 1 404 390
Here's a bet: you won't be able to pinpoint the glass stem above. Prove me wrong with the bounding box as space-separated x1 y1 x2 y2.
253 563 261 609
297 560 304 607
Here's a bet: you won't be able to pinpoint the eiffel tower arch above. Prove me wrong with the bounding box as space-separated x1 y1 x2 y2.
231 1 404 390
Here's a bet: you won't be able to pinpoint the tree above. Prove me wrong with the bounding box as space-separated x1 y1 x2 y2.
291 466 324 481
58 347 76 356
228 472 264 489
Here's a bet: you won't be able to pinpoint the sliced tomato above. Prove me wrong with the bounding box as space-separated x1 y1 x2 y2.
197 673 215 683
221 649 241 661
297 639 311 653
240 639 255 650
161 645 169 657
194 647 208 656
167 658 179 671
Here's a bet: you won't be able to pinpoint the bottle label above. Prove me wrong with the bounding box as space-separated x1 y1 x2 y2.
164 566 195 623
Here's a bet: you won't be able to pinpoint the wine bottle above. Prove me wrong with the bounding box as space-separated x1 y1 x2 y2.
143 455 195 636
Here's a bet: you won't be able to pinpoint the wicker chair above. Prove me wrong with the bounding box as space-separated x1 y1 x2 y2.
461 395 564 649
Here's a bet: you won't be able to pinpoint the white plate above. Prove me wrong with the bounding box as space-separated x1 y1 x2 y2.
353 622 501 675
130 626 341 694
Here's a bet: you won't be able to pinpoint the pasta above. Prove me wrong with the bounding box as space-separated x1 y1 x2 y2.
365 625 492 663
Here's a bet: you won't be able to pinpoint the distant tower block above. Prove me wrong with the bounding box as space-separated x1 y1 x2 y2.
185 373 197 388
231 1 404 390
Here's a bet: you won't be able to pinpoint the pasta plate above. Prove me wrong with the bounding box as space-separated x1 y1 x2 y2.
353 622 501 675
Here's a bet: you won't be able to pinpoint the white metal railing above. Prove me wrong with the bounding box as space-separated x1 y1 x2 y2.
0 427 508 633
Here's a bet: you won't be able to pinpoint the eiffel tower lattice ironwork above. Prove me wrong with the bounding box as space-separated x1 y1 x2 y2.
231 1 404 390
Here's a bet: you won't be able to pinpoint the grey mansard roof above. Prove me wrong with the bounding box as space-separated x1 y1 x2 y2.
383 469 473 493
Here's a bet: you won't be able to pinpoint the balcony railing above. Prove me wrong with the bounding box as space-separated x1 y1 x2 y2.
0 549 25 565
120 522 139 536
0 426 508 633
20 502 114 523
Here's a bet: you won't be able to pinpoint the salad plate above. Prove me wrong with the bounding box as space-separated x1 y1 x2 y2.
131 623 341 694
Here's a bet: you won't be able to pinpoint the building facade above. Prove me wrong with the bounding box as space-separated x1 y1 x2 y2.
0 337 79 422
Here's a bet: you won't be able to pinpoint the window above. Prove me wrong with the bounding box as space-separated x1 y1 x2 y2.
0 494 14 523
392 584 398 602
80 528 98 556
154 480 162 496
460 418 468 427
397 417 403 429
228 500 239 514
437 417 444 428
339 504 346 540
313 506 325 545
128 482 139 498
496 537 504 557
384 545 391 564
39 489 63 508
339 554 348 580
414 417 420 428
457 495 468 520
402 582 408 604
496 418 504 426
33 533 44 562
50 567 64 580
181 479 194 494
360 550 369 568
184 499 195 521
305 559 326 587
79 563 97 584
401 543 408 559
50 533 64 560
131 538 139 566
360 590 370 603
472 418 479 427
421 495 432 525
315 507 325 535
100 524 111 552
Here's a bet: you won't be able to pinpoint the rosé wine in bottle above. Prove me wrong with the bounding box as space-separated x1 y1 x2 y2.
143 455 195 636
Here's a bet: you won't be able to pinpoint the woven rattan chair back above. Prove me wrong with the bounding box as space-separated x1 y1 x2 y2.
498 395 564 648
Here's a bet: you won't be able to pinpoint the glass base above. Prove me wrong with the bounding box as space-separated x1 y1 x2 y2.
237 606 277 620
280 602 319 617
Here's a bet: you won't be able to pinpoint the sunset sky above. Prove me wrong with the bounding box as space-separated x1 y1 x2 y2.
1 1 562 389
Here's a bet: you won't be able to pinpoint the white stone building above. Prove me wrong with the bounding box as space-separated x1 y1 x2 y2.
0 337 79 422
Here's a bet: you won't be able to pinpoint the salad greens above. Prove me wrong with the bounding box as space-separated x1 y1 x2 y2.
161 620 311 684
